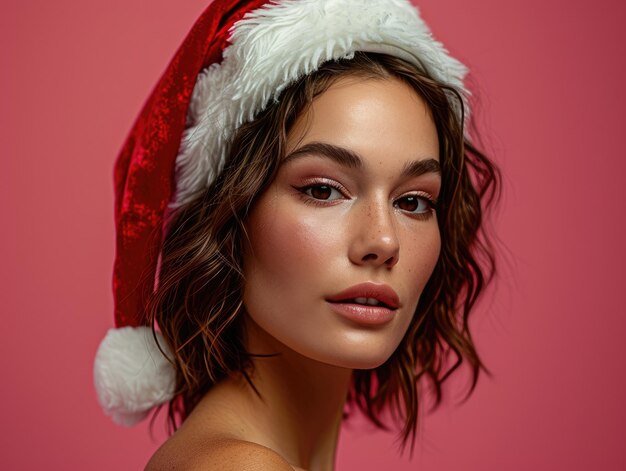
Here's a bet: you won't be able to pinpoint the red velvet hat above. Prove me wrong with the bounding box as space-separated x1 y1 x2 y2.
94 0 470 426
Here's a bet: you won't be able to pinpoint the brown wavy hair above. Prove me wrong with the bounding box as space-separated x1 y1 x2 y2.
148 52 500 451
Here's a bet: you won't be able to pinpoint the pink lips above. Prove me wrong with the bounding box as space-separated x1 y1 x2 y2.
326 282 401 325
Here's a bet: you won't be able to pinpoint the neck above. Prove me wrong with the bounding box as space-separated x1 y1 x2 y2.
236 317 352 471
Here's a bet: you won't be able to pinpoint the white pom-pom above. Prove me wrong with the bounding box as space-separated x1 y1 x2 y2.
93 326 176 426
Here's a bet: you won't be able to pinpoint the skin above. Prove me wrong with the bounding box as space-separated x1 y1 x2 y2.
146 75 441 471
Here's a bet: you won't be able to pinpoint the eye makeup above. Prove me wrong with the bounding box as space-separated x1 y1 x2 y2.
292 176 438 221
292 177 349 207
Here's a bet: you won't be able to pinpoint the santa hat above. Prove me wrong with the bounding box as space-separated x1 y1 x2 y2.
93 0 470 426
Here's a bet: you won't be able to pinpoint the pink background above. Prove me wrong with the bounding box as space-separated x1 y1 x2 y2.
2 0 625 469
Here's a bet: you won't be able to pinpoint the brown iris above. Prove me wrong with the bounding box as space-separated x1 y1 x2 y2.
310 185 333 200
396 196 420 212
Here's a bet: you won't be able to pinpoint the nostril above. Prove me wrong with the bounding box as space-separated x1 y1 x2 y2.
362 253 378 262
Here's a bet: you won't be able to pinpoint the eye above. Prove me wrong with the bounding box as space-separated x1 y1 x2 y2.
394 194 435 214
302 184 343 201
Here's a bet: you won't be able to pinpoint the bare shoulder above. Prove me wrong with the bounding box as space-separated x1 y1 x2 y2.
145 436 295 471
202 439 295 470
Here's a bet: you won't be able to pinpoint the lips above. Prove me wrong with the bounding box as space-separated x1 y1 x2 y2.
326 282 400 310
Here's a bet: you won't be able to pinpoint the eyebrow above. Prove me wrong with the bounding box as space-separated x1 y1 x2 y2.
282 142 441 178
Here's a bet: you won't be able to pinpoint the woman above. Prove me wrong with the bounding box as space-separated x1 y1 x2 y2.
94 1 500 469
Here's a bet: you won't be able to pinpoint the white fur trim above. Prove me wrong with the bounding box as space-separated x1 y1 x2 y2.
93 326 176 426
173 0 469 206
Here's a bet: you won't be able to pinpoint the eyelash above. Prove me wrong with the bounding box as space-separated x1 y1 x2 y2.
294 179 347 206
294 179 438 220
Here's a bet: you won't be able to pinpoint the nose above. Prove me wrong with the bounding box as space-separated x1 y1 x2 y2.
348 198 400 268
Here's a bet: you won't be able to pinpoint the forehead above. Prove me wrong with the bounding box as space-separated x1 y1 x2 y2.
286 76 440 171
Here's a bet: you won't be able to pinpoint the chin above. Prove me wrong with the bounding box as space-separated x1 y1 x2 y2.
328 356 392 371
298 340 400 371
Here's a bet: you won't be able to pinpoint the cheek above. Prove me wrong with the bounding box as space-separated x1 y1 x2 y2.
400 225 441 306
242 192 342 320
246 200 327 283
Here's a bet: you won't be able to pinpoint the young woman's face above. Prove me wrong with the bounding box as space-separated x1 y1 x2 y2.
242 75 441 369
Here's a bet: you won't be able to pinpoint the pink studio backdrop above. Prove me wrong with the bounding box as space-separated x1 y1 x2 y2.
2 0 625 469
